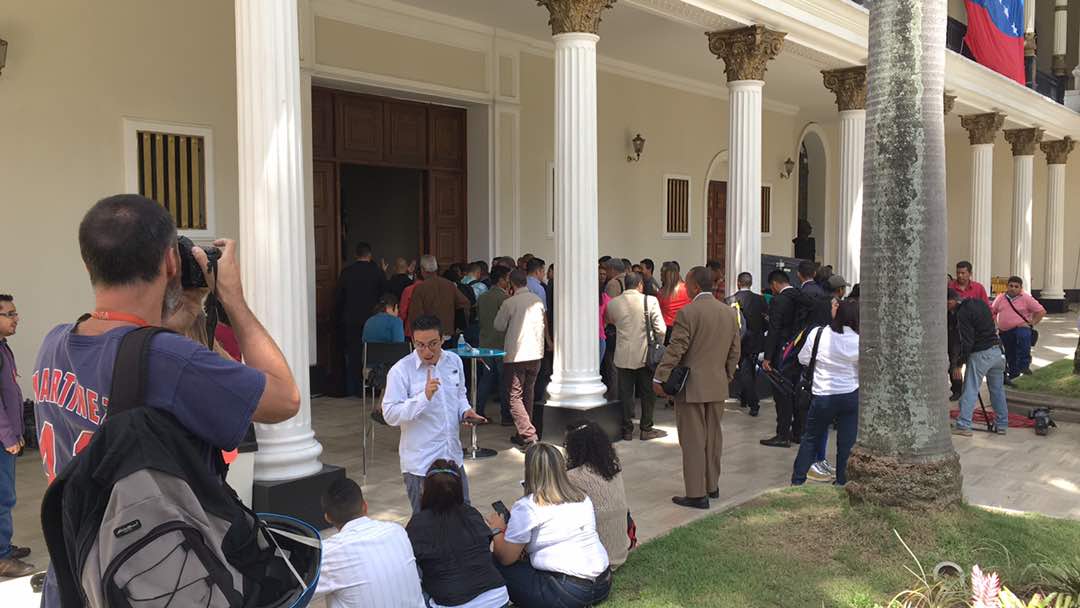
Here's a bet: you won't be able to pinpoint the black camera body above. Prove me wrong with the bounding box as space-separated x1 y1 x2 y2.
1028 407 1056 436
178 236 221 289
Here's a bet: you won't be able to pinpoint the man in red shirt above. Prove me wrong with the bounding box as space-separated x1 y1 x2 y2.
948 261 990 306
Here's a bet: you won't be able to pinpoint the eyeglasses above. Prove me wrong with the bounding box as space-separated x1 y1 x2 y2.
0 312 18 319
414 339 442 352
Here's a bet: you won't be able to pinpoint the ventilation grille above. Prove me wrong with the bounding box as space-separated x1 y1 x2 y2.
665 177 690 235
761 185 772 233
136 131 207 230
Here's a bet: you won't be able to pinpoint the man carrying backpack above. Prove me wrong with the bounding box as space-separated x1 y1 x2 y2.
33 194 302 606
726 273 766 417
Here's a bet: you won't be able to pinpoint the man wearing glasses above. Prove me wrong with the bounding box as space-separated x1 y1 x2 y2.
0 294 33 578
383 315 487 513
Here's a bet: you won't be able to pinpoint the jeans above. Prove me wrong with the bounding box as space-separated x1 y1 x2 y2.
476 361 507 420
1000 326 1033 377
403 463 469 514
792 389 859 485
734 354 759 407
617 366 657 433
496 560 611 608
957 347 1009 431
0 450 15 559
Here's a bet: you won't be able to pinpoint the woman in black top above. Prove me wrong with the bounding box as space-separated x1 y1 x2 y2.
405 460 509 608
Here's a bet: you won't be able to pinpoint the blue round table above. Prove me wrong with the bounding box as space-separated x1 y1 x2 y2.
449 347 505 459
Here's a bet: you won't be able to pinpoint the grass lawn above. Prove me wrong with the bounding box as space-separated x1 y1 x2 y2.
606 486 1080 607
1012 359 1080 400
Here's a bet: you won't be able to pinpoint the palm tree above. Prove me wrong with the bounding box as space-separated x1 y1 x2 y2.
845 0 963 508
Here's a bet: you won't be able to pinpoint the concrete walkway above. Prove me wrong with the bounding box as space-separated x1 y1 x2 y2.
3 312 1079 603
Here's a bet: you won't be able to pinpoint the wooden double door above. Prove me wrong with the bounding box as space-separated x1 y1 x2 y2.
311 87 468 388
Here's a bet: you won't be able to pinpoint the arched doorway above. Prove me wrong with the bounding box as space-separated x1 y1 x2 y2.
796 126 828 262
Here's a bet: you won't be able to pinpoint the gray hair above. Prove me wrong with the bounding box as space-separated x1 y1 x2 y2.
420 255 438 274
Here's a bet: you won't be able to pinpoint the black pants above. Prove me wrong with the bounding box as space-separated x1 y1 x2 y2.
617 366 656 433
734 354 759 407
774 363 802 440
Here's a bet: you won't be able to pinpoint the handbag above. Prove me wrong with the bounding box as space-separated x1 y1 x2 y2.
661 366 690 397
1004 296 1039 346
644 296 666 370
794 327 825 413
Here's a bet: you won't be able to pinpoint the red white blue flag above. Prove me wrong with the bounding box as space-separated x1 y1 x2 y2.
964 0 1026 84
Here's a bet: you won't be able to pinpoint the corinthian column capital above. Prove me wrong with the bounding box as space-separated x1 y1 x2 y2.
1003 128 1044 156
706 25 786 82
959 112 1005 145
943 94 957 115
1041 136 1076 164
822 66 867 111
537 0 616 35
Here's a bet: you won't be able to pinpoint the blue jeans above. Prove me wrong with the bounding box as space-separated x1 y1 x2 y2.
496 560 611 608
792 390 859 486
0 450 14 559
957 347 1009 431
1000 326 1033 377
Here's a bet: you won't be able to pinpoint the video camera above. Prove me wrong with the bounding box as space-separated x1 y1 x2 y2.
1028 407 1056 436
178 236 221 289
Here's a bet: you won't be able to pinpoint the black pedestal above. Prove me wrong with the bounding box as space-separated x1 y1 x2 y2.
252 464 346 528
542 400 623 445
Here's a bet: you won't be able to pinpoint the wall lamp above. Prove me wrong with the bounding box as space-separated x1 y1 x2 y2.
780 157 795 179
0 39 7 76
626 133 646 162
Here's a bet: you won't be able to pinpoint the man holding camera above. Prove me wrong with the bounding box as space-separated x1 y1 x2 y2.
33 194 302 604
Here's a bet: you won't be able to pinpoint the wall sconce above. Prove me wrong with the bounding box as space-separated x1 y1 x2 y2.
0 39 7 76
780 157 795 179
626 133 645 162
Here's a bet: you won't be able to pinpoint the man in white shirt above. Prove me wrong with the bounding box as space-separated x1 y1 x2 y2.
494 270 546 450
383 315 487 513
315 478 426 608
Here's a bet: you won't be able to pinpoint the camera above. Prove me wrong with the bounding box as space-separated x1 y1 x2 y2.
1028 407 1056 436
178 236 221 289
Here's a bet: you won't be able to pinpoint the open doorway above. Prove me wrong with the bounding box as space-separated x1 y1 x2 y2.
796 130 827 262
340 165 423 267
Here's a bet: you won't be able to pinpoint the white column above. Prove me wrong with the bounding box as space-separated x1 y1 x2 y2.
1054 0 1068 74
837 109 866 285
727 80 764 291
1010 154 1034 283
545 33 607 410
235 0 324 481
1026 0 1037 38
970 143 994 289
1043 163 1067 299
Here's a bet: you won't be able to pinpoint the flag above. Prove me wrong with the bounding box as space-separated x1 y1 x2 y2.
964 0 1026 84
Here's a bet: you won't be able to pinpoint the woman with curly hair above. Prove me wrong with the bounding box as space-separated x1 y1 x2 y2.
563 421 631 569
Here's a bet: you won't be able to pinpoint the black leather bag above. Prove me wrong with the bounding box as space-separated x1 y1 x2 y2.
661 366 690 397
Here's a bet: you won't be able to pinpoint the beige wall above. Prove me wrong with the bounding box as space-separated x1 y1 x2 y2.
0 1 239 394
515 52 799 271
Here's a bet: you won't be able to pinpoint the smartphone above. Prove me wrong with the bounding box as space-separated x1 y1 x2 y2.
492 500 511 523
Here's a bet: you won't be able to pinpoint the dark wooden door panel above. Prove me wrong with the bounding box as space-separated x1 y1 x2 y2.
428 170 466 266
336 94 384 162
428 106 465 170
707 180 726 268
313 161 339 369
385 101 428 166
312 87 335 160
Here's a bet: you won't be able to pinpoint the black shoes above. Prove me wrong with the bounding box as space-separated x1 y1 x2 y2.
1004 376 1017 387
640 428 668 440
748 404 760 417
760 435 791 448
1022 367 1033 375
622 431 634 441
672 496 710 509
707 490 720 499
949 390 962 402
509 434 527 447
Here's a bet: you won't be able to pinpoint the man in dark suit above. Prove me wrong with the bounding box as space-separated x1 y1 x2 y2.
796 260 832 330
726 272 767 416
337 242 387 395
761 269 800 447
653 266 740 509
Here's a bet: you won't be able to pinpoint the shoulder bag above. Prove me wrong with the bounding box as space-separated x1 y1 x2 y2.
794 327 825 413
1004 296 1039 346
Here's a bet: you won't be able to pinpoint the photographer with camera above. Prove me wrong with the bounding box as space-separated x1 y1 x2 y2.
32 194 301 605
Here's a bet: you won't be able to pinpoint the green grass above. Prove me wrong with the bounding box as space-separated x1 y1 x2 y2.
606 486 1080 607
1012 359 1080 399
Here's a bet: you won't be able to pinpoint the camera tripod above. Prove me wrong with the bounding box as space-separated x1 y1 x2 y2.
972 393 997 433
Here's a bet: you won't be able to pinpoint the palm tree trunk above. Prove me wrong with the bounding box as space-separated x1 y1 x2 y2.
845 0 963 509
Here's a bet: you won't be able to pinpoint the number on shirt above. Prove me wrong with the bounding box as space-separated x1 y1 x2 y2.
38 424 95 485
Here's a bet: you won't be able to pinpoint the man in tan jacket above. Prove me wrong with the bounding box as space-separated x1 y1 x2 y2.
494 269 546 449
605 272 667 441
653 266 740 509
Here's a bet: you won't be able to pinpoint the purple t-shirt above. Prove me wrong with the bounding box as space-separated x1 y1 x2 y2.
32 324 265 483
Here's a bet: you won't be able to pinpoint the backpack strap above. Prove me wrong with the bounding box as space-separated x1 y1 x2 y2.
108 326 171 417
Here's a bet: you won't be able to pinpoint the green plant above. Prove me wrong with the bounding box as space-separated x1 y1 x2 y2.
998 587 1073 608
883 531 969 608
1022 560 1080 602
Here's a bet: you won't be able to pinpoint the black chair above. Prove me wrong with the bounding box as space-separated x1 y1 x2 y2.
361 341 412 483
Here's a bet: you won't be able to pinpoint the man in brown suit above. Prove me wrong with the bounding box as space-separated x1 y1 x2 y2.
407 254 470 341
653 266 741 509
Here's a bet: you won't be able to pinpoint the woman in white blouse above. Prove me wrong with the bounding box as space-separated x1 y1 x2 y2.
485 443 612 608
792 300 860 486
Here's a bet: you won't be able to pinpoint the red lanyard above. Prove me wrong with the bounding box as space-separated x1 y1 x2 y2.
89 311 151 327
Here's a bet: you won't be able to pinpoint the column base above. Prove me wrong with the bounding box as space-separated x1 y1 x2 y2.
542 400 623 445
252 464 346 528
1033 291 1067 313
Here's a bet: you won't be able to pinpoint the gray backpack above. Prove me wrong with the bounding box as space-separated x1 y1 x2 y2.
41 327 322 607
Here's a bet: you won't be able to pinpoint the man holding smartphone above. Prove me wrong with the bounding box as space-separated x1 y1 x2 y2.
383 315 487 513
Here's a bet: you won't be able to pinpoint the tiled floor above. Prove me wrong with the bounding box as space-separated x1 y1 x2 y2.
3 313 1079 603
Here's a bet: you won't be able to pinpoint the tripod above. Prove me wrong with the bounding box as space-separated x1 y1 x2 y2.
973 392 997 433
